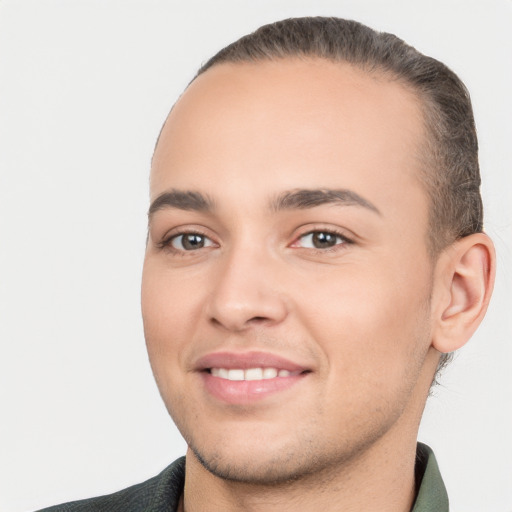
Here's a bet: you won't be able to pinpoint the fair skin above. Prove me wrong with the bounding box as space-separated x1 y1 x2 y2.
142 59 495 511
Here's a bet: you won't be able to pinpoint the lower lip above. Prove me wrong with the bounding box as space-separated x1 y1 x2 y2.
200 372 306 404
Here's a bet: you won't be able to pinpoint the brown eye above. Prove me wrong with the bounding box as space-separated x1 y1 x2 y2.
297 231 347 249
171 233 213 251
311 232 338 248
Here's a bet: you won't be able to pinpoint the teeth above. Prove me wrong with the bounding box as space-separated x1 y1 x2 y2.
211 368 229 379
262 367 278 379
227 369 245 381
210 367 295 381
245 368 263 381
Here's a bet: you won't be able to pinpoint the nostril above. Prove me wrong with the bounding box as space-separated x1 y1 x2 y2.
247 316 273 326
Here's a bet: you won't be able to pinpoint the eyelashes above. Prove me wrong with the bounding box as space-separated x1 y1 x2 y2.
156 227 354 256
292 230 352 251
156 229 217 254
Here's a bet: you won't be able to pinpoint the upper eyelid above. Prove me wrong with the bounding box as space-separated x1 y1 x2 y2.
299 229 351 240
158 225 216 242
292 225 355 242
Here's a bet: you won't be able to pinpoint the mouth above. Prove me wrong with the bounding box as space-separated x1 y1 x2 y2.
209 367 302 380
195 351 311 404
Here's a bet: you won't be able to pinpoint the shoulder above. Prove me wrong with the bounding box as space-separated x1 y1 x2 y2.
36 457 185 512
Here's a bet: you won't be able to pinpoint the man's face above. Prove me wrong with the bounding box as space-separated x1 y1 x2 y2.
142 59 438 482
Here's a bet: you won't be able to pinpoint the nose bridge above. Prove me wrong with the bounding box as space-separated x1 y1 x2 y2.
206 236 287 331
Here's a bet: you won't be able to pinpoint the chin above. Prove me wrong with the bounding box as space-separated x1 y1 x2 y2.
190 442 334 485
184 420 382 487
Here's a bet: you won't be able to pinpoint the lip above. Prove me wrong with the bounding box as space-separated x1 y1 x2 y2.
195 351 310 405
195 350 307 372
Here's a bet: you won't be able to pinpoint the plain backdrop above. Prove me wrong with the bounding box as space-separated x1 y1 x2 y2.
0 1 511 511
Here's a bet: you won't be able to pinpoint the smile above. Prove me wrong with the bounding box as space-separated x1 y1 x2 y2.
209 367 300 381
195 351 311 404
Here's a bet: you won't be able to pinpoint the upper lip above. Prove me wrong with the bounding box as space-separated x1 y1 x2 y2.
194 351 309 372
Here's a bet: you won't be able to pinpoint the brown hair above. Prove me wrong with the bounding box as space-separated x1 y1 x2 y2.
196 17 483 251
193 17 484 372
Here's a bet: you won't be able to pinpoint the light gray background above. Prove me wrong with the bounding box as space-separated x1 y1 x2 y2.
0 1 511 511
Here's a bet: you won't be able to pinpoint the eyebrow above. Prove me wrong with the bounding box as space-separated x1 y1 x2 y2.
270 188 381 215
148 189 216 218
148 187 380 219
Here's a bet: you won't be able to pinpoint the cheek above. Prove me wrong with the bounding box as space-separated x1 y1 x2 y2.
141 260 202 379
300 261 432 386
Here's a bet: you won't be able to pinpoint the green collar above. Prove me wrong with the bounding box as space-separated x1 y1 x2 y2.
411 443 449 512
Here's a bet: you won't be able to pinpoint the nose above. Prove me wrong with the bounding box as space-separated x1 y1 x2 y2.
205 245 288 332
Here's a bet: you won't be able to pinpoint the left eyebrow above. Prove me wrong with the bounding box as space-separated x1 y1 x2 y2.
270 188 381 215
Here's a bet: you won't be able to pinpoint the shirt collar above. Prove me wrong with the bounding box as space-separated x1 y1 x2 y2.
411 442 449 512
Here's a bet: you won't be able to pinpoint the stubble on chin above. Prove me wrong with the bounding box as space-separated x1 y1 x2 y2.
184 415 393 490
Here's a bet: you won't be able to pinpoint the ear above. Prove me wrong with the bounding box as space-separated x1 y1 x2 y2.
431 233 496 354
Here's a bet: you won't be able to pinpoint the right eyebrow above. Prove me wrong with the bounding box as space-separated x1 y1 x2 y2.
148 189 215 219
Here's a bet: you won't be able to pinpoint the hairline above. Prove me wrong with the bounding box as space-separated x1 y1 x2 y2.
190 55 444 260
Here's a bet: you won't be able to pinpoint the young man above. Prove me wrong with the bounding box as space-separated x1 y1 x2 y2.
40 16 495 512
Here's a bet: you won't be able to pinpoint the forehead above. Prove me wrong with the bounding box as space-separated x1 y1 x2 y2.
151 58 427 216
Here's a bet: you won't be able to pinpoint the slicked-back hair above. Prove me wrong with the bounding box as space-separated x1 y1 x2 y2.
196 17 483 253
192 17 484 372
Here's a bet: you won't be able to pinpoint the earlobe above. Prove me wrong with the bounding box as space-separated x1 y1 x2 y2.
431 233 496 354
